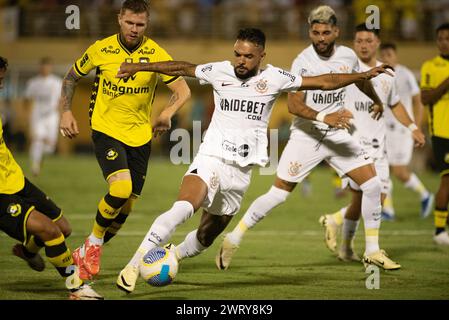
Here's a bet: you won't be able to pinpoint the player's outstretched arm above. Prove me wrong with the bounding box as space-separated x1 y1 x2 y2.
59 67 82 139
390 101 426 147
299 63 394 91
287 92 353 129
117 61 198 79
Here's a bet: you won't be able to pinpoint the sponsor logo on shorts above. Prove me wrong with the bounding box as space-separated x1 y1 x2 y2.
7 203 22 217
210 172 219 190
255 79 268 93
106 148 119 161
445 153 449 164
238 144 250 158
287 161 302 177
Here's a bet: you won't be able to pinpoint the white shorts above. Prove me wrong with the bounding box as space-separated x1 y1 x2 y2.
185 154 252 216
277 125 372 184
30 113 59 150
385 123 413 166
342 156 390 194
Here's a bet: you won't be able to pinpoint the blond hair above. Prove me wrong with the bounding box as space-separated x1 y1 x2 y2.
308 5 337 26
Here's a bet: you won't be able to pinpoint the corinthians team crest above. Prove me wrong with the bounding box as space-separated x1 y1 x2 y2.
210 172 219 190
255 79 268 93
287 161 302 177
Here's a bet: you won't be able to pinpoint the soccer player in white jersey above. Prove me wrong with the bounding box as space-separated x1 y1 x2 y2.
217 6 392 271
320 24 426 269
112 28 392 292
379 43 434 220
24 57 62 177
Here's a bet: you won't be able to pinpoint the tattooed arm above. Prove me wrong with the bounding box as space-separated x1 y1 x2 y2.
152 77 191 137
116 61 198 79
59 67 82 139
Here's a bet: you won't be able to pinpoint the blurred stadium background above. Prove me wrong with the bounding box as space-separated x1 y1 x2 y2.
0 0 444 170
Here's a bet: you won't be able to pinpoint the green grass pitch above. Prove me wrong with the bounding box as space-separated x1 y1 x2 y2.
1 154 448 300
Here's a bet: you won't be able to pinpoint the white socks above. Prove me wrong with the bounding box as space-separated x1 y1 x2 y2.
341 218 359 251
360 177 382 255
404 173 429 200
226 186 290 245
128 201 194 267
176 230 207 260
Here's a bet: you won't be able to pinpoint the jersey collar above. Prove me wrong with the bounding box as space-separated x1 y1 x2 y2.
117 34 145 55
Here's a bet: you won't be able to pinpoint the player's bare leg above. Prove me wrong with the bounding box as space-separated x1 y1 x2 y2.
433 174 449 245
217 177 295 270
117 175 207 293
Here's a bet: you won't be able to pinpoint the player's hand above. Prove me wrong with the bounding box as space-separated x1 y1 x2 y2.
370 103 384 121
364 63 395 79
324 108 353 130
116 63 140 78
152 109 172 138
412 128 426 147
59 110 79 139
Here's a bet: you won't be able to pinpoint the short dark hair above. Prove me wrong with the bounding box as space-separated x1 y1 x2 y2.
0 56 8 70
436 23 449 34
40 57 52 65
236 28 266 49
355 23 380 37
380 42 396 51
121 0 149 16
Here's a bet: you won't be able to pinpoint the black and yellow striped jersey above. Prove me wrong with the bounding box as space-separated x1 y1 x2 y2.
0 117 25 194
420 55 449 139
73 34 179 146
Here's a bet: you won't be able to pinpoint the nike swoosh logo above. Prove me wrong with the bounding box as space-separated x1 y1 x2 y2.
221 83 233 86
120 275 131 287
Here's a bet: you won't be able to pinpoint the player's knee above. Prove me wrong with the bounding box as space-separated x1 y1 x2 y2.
42 222 63 241
109 179 133 200
360 176 382 197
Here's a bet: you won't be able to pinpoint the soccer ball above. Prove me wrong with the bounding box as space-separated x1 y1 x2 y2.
139 246 179 286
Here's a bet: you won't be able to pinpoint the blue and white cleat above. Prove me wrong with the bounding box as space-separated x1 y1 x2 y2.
421 193 434 219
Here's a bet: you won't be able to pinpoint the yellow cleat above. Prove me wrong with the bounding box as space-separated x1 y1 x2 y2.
216 235 239 270
116 264 139 294
318 215 339 253
362 249 401 270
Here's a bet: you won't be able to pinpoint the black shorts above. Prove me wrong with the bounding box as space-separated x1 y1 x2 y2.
431 136 449 176
92 130 151 196
0 178 62 243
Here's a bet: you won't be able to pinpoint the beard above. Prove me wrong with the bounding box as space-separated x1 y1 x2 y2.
234 66 258 80
312 40 336 57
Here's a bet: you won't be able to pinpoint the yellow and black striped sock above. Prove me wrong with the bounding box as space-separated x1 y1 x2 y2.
434 208 448 235
25 235 45 255
44 234 74 278
92 193 128 239
104 197 136 244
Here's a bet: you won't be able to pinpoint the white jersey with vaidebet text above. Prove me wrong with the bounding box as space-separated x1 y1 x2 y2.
383 64 420 165
343 60 401 193
25 74 62 144
187 61 303 216
277 45 372 184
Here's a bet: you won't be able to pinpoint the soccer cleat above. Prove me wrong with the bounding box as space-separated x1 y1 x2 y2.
362 249 401 270
69 284 104 300
381 211 395 221
337 246 361 263
433 231 449 245
82 238 102 276
72 247 92 280
116 265 139 293
164 243 181 261
12 244 45 272
318 215 339 253
216 234 239 270
420 193 434 219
